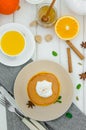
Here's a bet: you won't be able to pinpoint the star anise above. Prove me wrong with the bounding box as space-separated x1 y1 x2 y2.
26 101 35 108
79 72 86 80
81 42 86 48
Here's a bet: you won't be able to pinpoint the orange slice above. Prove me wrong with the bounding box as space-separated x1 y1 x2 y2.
55 16 79 40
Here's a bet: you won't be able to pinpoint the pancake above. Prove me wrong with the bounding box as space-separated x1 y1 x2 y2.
27 72 60 106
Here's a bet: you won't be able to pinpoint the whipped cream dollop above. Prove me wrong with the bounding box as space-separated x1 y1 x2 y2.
36 80 52 98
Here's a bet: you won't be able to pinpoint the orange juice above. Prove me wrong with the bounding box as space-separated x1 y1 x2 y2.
0 31 25 56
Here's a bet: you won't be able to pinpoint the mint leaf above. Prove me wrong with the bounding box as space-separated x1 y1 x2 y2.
57 100 62 103
55 96 62 103
66 112 73 119
76 84 81 89
58 96 62 100
52 51 58 56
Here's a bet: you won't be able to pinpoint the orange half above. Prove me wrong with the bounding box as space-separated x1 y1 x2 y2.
55 16 79 40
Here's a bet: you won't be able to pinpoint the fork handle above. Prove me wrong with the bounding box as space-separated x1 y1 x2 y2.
30 119 46 130
22 118 38 130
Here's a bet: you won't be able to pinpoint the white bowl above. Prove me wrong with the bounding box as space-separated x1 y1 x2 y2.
65 0 86 15
25 0 46 4
0 23 35 66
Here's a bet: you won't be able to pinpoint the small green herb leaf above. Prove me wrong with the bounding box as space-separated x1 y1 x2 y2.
58 96 62 100
55 96 62 103
66 112 73 119
78 62 82 66
76 96 79 101
52 51 58 56
57 100 62 103
76 84 81 89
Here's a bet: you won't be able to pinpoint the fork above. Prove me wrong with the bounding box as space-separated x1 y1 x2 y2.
0 96 26 119
0 87 46 130
0 96 46 130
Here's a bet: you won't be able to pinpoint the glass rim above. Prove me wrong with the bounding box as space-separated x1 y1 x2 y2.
37 3 57 27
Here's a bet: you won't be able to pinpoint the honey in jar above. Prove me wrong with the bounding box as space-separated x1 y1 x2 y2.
37 4 57 28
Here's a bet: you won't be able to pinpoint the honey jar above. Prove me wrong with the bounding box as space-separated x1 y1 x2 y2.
37 3 57 28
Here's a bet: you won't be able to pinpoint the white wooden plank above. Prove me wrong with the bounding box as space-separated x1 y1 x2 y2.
36 0 60 64
0 14 13 26
13 0 37 61
60 0 84 112
83 16 86 114
13 0 36 26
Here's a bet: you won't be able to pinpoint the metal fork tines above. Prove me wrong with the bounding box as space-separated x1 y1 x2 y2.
0 96 46 130
0 96 7 106
0 96 24 118
0 96 39 130
0 96 20 116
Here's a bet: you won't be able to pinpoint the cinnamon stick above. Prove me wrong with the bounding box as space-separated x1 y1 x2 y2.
67 48 73 73
66 40 84 60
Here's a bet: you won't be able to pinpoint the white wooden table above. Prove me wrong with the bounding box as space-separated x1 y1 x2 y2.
0 0 86 130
